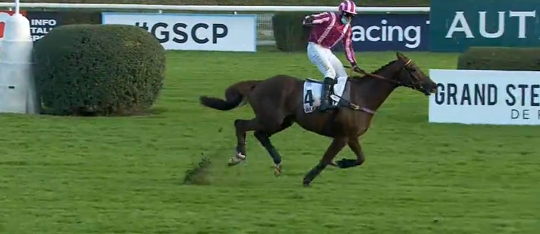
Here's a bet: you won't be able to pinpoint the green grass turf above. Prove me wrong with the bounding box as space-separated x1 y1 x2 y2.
1 48 539 234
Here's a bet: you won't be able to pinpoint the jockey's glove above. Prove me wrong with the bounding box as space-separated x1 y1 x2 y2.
303 16 314 26
352 64 365 74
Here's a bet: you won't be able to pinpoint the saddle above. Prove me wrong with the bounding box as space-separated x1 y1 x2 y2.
303 78 371 114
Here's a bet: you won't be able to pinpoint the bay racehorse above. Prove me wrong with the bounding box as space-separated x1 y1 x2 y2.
199 52 437 186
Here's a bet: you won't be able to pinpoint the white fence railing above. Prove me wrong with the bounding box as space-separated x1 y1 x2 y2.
0 3 431 46
0 3 430 13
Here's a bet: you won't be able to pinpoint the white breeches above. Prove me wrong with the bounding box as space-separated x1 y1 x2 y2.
307 42 348 100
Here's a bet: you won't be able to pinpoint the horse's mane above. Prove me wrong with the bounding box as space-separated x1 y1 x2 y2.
372 59 399 74
349 59 398 80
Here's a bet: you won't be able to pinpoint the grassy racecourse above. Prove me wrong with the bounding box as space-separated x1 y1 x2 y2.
0 48 539 234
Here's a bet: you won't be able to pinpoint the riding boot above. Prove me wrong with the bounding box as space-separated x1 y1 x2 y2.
319 77 336 112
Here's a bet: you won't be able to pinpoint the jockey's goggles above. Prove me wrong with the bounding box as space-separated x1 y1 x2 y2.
342 12 356 18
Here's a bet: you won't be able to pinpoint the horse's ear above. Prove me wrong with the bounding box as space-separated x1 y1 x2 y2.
396 52 409 62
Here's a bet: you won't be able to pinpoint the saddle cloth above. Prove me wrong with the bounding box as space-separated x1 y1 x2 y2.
302 77 351 114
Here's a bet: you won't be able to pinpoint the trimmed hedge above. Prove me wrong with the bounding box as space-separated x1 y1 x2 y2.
457 47 540 71
272 12 312 52
32 24 166 116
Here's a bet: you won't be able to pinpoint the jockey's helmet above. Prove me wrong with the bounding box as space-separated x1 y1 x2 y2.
338 0 357 15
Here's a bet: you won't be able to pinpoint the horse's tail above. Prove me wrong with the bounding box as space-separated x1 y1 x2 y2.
199 80 260 111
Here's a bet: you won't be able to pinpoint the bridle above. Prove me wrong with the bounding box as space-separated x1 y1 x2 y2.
336 59 430 114
346 59 425 91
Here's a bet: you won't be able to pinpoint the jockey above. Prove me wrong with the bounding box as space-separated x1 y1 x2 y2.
303 0 364 112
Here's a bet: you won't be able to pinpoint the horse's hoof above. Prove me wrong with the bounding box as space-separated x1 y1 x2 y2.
302 180 312 187
227 159 239 167
337 158 353 168
336 159 346 168
337 158 358 168
273 164 282 177
227 159 244 167
227 153 246 167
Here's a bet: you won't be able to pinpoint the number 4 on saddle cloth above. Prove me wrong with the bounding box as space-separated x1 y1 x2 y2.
302 77 351 114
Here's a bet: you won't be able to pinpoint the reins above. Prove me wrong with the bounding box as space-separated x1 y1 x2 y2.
334 59 413 114
344 65 389 81
344 59 412 84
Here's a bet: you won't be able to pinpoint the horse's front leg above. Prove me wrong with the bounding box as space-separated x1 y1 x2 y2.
335 138 365 169
303 137 348 187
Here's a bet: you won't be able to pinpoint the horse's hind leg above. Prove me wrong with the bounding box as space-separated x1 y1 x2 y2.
254 116 294 176
228 118 261 166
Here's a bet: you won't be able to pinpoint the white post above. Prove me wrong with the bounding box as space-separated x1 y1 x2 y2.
14 0 20 15
0 0 39 114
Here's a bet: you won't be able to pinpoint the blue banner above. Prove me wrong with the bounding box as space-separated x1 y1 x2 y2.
26 11 62 41
334 13 430 52
430 0 540 52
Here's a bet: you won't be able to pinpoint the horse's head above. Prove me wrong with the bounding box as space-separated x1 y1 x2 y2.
391 52 437 96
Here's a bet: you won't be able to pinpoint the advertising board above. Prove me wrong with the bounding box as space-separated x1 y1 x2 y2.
430 0 540 52
334 13 430 52
429 69 540 125
102 12 257 52
27 12 61 41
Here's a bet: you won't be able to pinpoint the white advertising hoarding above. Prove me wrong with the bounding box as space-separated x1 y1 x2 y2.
429 69 540 125
102 12 256 52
